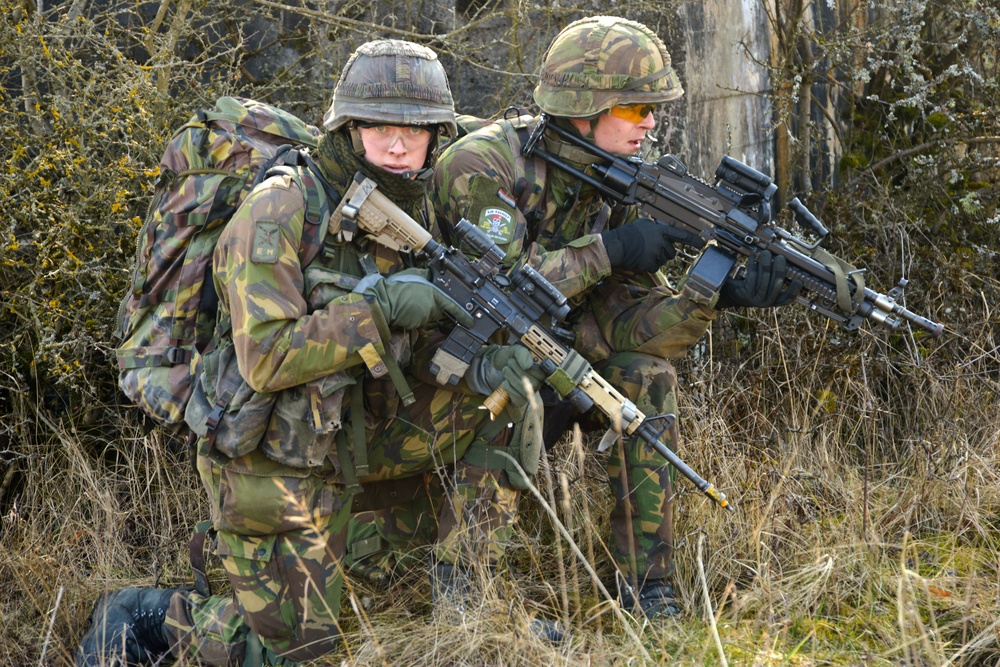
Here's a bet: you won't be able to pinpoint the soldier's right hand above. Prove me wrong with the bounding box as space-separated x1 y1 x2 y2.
600 217 704 272
363 268 474 330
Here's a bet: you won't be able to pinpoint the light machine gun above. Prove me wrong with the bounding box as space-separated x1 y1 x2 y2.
335 174 732 511
523 114 943 337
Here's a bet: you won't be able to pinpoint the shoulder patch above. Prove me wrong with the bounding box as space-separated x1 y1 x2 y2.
252 220 281 264
468 174 516 245
478 207 514 244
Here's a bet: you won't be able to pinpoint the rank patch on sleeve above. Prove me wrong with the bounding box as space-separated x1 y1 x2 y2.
252 220 280 264
478 207 514 244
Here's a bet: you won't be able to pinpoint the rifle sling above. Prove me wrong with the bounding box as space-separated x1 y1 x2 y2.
545 348 591 398
810 247 865 314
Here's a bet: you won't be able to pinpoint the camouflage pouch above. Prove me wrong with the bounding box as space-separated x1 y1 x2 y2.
262 372 354 469
461 399 543 491
507 399 544 489
201 448 342 536
185 344 275 458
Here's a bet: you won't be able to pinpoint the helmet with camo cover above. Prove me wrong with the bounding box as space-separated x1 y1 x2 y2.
324 39 458 137
533 16 683 119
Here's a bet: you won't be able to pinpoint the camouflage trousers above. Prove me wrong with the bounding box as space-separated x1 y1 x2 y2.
164 381 532 666
345 351 678 586
595 351 677 583
342 464 515 581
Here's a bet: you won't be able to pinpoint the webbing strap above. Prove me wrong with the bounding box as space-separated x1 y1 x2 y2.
811 247 865 313
382 355 414 406
205 388 233 435
335 379 368 495
356 255 415 406
189 520 216 597
116 346 190 370
351 380 368 478
336 435 361 496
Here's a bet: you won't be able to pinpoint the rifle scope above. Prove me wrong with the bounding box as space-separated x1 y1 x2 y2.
451 218 571 324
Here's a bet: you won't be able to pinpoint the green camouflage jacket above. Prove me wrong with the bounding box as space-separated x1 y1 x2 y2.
186 159 416 467
429 113 718 362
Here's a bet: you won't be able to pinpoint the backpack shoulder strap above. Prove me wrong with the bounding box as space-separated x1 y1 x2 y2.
263 151 339 268
497 115 546 214
213 155 333 342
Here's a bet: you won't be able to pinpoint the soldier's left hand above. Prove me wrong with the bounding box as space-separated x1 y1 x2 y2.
715 250 802 309
465 344 545 408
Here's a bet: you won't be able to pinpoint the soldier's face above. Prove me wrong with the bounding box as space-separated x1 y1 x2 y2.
573 107 656 156
358 125 432 173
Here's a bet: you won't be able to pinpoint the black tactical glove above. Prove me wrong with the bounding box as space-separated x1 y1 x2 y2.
601 218 704 272
464 344 546 409
714 250 802 309
363 268 474 329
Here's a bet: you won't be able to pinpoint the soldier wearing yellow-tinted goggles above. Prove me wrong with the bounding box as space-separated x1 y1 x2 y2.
608 103 657 122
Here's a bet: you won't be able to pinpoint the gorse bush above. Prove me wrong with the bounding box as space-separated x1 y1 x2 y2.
0 0 997 665
0 0 326 436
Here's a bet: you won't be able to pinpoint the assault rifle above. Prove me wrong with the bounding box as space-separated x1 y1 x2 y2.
335 173 732 511
523 114 943 337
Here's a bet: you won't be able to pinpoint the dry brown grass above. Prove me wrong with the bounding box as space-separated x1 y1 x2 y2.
3 227 997 667
9 314 1000 667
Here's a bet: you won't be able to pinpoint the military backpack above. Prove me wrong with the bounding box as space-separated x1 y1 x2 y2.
115 97 327 428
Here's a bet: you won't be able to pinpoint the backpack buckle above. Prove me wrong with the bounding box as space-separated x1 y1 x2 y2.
205 403 226 432
165 346 191 365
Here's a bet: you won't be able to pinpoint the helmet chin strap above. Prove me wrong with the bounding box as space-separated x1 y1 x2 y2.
348 125 366 156
559 114 600 142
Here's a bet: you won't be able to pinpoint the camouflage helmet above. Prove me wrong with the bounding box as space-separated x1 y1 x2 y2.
533 16 683 118
324 39 458 137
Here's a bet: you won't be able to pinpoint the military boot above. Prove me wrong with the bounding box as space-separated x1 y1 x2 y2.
616 574 682 619
76 587 178 667
429 560 474 624
429 560 566 643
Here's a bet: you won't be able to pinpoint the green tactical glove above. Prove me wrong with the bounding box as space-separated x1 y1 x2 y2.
363 268 474 330
715 250 803 309
465 344 546 409
601 217 704 272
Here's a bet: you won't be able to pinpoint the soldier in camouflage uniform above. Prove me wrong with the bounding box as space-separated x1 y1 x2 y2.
77 40 546 667
428 16 799 618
